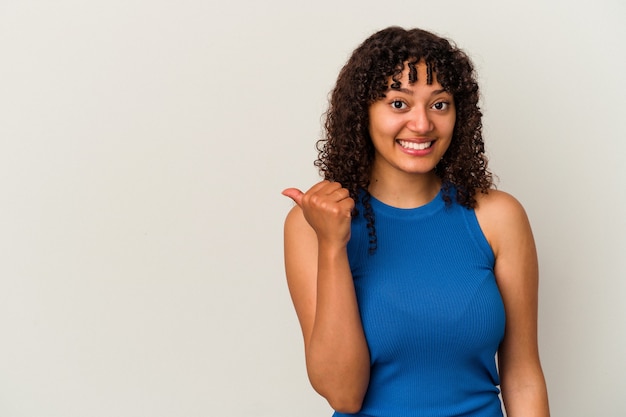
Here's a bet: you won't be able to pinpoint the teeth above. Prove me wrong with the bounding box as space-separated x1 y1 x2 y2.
398 140 432 150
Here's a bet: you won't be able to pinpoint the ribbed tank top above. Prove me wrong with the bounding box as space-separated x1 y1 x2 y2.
334 189 505 417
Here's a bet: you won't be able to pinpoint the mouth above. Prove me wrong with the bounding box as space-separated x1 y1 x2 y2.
397 139 433 150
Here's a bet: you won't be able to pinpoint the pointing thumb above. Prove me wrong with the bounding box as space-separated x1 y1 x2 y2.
282 188 304 206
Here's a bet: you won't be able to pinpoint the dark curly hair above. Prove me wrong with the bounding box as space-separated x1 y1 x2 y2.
314 26 493 253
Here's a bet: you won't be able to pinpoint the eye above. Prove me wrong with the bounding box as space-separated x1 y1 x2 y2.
432 101 450 111
390 99 408 110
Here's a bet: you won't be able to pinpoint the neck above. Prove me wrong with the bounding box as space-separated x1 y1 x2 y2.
368 169 442 209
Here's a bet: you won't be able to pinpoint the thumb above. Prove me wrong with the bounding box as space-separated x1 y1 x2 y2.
282 187 304 206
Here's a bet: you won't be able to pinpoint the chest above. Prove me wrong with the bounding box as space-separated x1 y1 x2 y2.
348 208 505 362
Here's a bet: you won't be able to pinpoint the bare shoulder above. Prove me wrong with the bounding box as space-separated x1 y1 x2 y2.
474 189 534 258
284 204 308 231
284 205 318 247
474 188 527 218
284 204 317 260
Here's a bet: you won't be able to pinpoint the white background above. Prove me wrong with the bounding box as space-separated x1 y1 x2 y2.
1 1 624 416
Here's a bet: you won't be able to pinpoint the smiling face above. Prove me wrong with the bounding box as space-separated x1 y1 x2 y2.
368 61 456 183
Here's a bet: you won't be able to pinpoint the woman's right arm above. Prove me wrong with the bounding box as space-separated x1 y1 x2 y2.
283 181 370 413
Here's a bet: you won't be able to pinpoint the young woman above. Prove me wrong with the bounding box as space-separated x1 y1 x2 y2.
282 26 549 417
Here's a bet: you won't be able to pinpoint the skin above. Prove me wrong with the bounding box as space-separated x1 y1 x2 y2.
282 63 549 415
366 66 455 207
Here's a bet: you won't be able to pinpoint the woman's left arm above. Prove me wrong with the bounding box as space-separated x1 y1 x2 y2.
475 190 550 417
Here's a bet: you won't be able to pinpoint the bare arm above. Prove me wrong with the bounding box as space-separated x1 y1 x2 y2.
283 181 370 413
476 190 550 417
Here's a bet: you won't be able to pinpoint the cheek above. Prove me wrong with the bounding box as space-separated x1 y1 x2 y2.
370 114 402 137
368 117 384 139
450 110 457 130
441 114 456 137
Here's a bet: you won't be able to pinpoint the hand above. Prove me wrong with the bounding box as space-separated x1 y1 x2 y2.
282 180 355 247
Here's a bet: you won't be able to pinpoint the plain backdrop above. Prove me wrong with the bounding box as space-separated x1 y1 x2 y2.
1 0 625 416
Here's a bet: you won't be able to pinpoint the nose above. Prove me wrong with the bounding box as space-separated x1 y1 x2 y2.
406 107 433 133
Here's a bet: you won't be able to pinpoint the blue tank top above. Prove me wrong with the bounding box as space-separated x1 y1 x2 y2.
334 190 505 417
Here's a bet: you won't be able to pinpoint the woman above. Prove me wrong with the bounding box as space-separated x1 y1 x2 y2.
282 26 549 417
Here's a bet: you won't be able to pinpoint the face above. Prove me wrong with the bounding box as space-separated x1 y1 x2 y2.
368 61 456 181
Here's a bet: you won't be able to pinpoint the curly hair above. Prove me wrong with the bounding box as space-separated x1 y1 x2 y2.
314 26 493 253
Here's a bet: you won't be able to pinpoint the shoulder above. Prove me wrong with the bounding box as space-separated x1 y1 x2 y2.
473 189 534 258
284 204 315 237
284 204 317 248
474 188 527 220
283 205 318 271
284 204 305 229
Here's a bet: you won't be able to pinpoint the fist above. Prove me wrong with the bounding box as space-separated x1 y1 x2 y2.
282 180 354 245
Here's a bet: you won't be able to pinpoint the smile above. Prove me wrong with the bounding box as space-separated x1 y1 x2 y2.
397 140 433 150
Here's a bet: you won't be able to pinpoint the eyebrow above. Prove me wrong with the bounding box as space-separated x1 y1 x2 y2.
388 87 449 96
